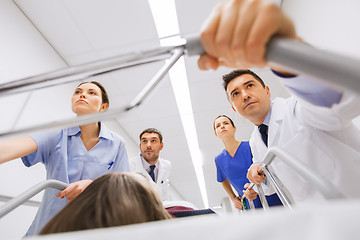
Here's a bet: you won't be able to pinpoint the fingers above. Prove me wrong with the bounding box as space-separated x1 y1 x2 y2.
234 202 243 210
228 0 259 68
199 0 297 70
197 55 220 70
55 180 93 201
247 163 265 184
200 1 224 60
213 0 242 63
56 183 80 200
232 197 243 210
243 188 258 200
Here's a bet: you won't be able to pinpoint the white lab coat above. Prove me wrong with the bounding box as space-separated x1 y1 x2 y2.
130 154 172 201
249 89 360 203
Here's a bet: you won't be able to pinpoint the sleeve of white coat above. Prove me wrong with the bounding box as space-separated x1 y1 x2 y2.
278 75 360 131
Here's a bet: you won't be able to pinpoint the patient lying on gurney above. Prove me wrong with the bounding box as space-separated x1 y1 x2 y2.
40 172 172 235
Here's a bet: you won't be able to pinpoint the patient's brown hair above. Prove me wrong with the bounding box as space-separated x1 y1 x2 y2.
40 172 171 235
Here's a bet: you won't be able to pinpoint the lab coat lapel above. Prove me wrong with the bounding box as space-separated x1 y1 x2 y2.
134 155 152 182
156 158 166 184
268 98 286 147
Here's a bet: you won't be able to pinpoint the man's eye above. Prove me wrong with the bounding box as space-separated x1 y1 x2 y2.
247 83 254 88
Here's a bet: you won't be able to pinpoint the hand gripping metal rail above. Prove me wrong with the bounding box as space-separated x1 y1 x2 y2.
1 36 360 140
245 146 346 211
0 180 69 218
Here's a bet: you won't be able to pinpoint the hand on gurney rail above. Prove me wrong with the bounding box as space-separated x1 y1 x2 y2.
247 162 265 185
55 179 93 202
243 183 258 201
197 0 298 71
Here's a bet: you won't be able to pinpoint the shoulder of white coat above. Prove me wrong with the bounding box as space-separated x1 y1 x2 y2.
159 158 172 170
129 154 142 170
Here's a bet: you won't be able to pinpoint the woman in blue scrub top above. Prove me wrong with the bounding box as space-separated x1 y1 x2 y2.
213 115 282 210
0 81 130 235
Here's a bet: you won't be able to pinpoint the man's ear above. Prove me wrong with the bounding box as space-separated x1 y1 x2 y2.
265 86 271 98
160 142 164 150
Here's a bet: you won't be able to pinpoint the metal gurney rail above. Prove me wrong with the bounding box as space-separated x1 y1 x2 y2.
246 146 346 211
1 36 360 140
0 180 68 218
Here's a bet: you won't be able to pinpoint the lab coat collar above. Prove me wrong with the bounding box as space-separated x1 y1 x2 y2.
267 98 287 147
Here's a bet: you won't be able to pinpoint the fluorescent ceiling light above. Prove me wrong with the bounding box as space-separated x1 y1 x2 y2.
148 0 180 39
148 0 209 208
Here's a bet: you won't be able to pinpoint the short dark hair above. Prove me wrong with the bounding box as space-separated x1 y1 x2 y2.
78 81 110 106
222 69 265 91
213 114 235 131
139 128 163 143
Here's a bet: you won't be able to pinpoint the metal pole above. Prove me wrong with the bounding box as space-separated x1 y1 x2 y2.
0 48 185 140
262 167 294 210
127 47 185 110
0 180 68 218
0 46 175 96
185 36 360 94
266 37 360 94
256 184 270 210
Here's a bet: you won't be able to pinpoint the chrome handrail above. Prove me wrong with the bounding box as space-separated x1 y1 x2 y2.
246 146 345 211
1 36 360 139
0 47 185 140
0 180 69 218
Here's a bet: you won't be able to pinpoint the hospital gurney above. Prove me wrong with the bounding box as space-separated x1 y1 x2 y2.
0 143 345 218
1 36 360 141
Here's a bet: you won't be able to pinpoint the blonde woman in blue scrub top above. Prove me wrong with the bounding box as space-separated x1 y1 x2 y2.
0 81 130 236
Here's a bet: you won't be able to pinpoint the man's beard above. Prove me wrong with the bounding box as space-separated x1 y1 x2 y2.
143 153 159 164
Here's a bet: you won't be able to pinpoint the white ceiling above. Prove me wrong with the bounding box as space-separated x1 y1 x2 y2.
4 0 288 208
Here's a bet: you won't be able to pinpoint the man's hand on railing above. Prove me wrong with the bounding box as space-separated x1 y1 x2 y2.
55 179 93 202
247 163 265 185
243 183 258 200
198 0 298 71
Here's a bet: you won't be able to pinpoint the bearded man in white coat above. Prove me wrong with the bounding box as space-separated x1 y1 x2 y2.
130 128 171 201
197 0 360 203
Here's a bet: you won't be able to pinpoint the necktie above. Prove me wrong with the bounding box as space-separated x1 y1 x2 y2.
149 165 156 182
258 124 268 147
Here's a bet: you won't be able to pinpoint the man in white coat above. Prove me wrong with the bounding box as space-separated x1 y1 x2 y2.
197 0 360 203
130 128 171 201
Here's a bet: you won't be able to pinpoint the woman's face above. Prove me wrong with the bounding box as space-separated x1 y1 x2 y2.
214 116 235 138
71 83 108 115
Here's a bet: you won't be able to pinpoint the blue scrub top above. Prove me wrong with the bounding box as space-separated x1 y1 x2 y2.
215 141 282 209
21 122 130 236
